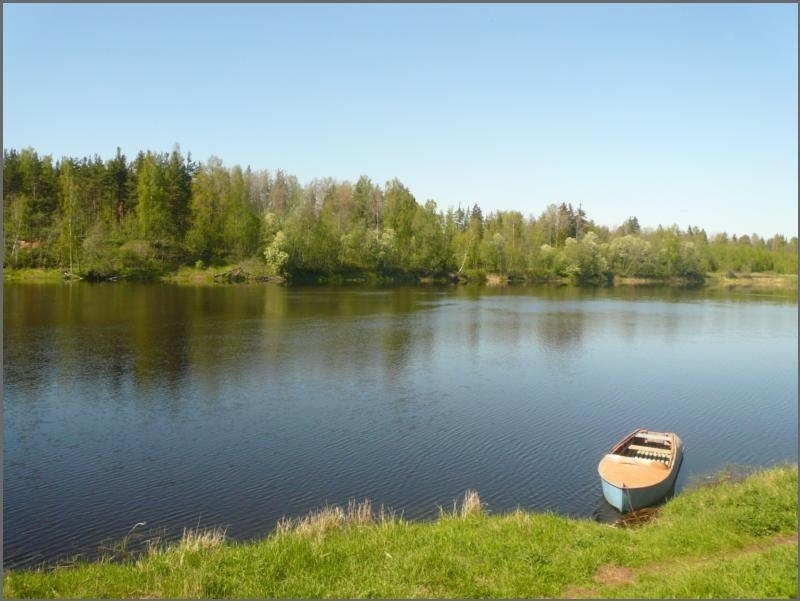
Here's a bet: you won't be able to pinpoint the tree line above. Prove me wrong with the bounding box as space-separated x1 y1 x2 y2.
4 146 797 284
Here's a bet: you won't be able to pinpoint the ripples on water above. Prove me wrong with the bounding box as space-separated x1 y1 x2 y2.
3 283 797 567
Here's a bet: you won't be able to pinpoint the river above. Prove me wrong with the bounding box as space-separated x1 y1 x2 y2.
3 282 797 568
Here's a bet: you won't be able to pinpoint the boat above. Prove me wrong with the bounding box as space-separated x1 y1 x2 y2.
598 428 684 513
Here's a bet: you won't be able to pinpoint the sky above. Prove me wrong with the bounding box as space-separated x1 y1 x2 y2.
4 3 798 238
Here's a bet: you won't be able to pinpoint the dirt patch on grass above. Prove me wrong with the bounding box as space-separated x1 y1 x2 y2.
594 564 637 586
563 533 798 598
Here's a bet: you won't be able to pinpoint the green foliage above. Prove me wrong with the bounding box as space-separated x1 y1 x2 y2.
134 152 168 241
563 232 609 285
115 240 166 280
55 158 84 273
4 147 798 284
410 200 453 274
81 220 118 280
531 244 566 280
382 179 418 267
608 235 652 277
263 230 290 275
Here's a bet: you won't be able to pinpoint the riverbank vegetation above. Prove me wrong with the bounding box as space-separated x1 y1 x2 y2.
4 147 797 285
3 464 796 598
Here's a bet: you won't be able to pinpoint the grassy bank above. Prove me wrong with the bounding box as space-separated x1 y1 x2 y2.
3 464 797 598
2 267 65 283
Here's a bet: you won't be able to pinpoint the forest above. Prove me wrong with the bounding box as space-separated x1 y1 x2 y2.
3 146 797 284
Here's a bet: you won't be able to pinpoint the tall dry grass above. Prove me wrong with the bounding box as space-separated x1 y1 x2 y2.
439 489 485 518
178 527 226 552
275 498 399 539
275 490 485 540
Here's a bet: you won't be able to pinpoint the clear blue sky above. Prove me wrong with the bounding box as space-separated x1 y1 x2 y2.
4 3 797 237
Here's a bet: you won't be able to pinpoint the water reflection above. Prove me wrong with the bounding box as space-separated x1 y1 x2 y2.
8 283 793 393
534 311 586 354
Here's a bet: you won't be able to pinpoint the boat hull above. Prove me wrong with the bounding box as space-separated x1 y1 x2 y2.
599 431 684 513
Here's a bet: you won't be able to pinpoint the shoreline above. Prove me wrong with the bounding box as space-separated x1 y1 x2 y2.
3 464 796 598
4 266 798 291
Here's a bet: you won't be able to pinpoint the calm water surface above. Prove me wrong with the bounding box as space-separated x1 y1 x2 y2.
3 283 797 567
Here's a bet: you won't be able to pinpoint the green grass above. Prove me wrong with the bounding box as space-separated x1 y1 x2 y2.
2 267 65 282
3 465 797 598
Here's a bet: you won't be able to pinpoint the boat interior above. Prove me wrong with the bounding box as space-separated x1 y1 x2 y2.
599 429 680 490
618 431 673 464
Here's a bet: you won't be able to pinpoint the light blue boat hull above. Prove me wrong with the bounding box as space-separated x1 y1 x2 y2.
600 434 684 513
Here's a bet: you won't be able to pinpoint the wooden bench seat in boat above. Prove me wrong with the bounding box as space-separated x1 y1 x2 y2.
628 444 671 456
637 432 671 442
604 454 667 466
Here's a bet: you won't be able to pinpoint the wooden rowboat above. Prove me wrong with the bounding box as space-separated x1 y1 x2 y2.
598 428 684 513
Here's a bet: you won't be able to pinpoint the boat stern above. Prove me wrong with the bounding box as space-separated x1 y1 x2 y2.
600 478 631 513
